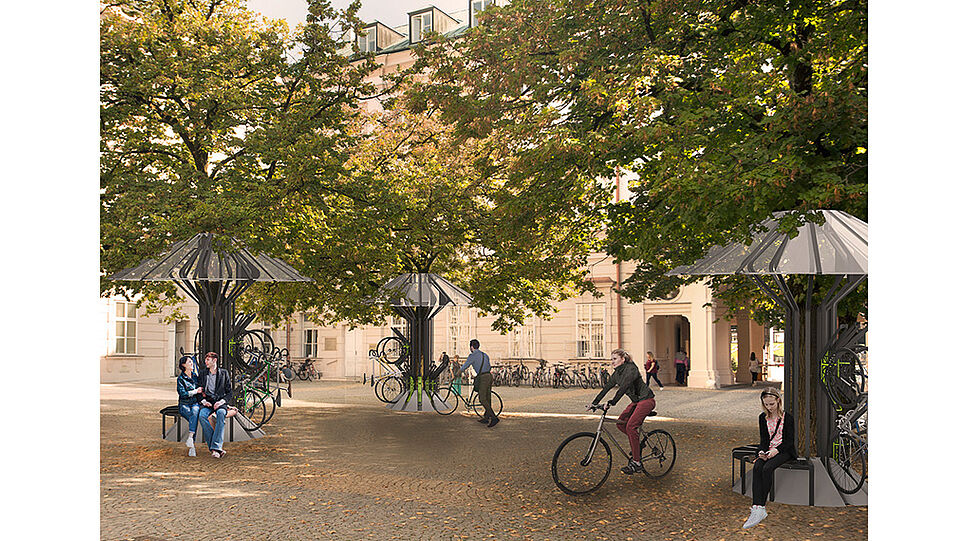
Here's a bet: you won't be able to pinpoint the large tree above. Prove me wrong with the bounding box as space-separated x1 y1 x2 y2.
100 0 375 314
406 0 867 324
241 104 607 331
101 0 607 330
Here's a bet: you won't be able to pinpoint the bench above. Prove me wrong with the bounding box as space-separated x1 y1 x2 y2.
160 405 246 443
733 445 815 506
160 405 183 440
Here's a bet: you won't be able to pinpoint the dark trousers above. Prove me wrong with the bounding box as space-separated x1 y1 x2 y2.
473 372 497 420
750 371 759 383
645 372 663 387
675 364 687 385
751 452 792 506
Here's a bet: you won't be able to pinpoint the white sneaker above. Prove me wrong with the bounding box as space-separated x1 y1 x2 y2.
188 447 196 457
185 434 194 448
213 450 221 458
742 506 767 529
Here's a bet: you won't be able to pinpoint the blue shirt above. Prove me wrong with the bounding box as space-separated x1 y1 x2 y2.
460 349 491 375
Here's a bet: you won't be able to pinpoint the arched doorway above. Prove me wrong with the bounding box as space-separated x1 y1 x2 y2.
644 315 690 386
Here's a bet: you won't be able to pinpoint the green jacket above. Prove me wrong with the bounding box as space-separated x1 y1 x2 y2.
593 362 654 406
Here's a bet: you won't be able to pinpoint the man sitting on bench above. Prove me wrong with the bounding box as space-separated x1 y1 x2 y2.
198 352 232 459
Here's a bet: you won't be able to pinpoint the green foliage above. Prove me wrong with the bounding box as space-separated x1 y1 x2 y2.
101 0 604 331
100 0 375 318
407 0 867 321
249 105 605 332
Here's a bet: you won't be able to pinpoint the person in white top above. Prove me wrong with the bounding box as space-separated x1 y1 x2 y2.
749 352 760 386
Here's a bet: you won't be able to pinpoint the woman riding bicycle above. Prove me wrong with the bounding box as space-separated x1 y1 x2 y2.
587 348 655 474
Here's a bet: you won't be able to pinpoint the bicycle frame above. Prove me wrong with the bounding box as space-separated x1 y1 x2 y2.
584 407 633 464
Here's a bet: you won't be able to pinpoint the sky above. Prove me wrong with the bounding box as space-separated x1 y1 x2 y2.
247 0 470 31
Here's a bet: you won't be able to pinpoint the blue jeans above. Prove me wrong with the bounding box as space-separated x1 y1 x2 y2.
199 406 227 451
179 403 200 435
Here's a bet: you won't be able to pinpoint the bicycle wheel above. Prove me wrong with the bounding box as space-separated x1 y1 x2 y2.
471 390 503 418
374 376 390 402
639 429 677 478
297 367 309 381
827 433 867 494
379 376 405 403
241 391 269 429
432 386 459 415
551 433 613 495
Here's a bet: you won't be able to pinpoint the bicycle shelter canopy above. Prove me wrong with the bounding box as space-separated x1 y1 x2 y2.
108 232 312 396
373 273 473 412
668 210 868 506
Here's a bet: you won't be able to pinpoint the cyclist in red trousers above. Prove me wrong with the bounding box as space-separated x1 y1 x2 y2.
588 348 656 474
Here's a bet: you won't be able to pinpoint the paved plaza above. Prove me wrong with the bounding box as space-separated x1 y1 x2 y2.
101 380 867 540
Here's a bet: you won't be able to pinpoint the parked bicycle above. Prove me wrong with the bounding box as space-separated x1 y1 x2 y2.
432 381 503 419
551 404 676 495
820 322 868 495
826 393 867 494
296 358 321 380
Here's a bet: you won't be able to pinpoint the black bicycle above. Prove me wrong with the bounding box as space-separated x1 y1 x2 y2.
551 404 676 495
431 381 503 418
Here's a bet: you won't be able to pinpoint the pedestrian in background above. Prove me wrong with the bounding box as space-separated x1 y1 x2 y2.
644 351 663 389
674 349 690 386
749 352 760 386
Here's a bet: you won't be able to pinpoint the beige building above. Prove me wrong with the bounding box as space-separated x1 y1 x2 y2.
100 3 771 388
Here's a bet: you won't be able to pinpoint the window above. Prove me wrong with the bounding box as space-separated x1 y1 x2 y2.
410 12 432 42
358 26 377 52
471 0 494 27
447 306 471 356
576 303 605 358
114 301 137 354
324 336 337 351
304 329 318 357
508 317 535 358
390 315 407 340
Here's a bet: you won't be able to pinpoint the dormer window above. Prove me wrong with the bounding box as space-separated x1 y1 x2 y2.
358 26 377 53
470 0 494 27
411 12 433 43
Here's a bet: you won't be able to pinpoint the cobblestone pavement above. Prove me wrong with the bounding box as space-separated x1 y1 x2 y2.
101 381 867 540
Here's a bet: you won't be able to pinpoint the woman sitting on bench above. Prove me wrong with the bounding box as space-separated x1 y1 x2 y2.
176 355 203 457
743 387 796 529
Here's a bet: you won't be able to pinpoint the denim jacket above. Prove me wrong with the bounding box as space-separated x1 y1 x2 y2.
177 372 200 406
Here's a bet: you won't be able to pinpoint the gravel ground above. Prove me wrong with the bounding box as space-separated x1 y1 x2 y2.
101 380 867 540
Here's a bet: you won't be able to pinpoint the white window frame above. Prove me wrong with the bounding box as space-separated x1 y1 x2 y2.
304 329 318 358
471 0 494 27
389 315 407 336
508 317 535 358
447 306 472 357
113 300 137 355
576 303 606 359
411 12 433 43
358 26 377 52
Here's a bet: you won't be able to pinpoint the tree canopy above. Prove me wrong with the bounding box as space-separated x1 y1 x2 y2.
407 0 867 323
245 104 607 331
101 0 608 330
100 0 373 315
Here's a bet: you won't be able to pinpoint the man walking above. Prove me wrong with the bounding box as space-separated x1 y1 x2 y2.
458 339 499 427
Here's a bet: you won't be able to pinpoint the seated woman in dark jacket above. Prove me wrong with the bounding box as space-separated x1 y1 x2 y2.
743 387 796 529
588 348 656 474
176 355 202 457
